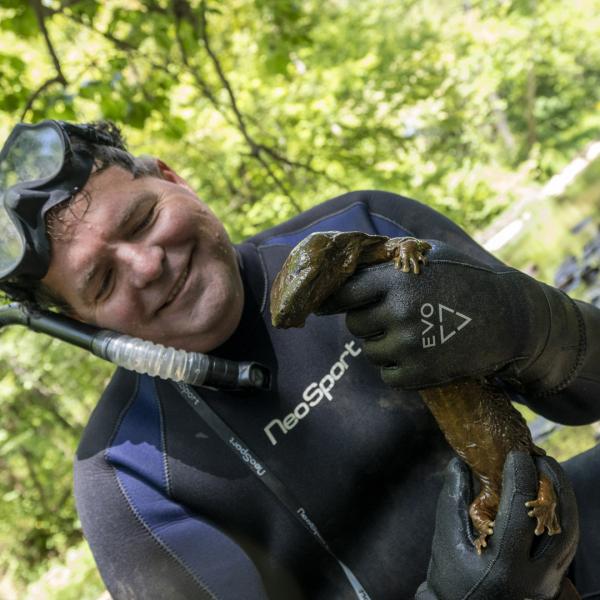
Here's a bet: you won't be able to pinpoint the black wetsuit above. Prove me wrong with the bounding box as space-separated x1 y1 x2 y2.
74 191 600 600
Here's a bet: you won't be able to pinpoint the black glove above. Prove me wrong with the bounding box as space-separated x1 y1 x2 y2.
415 451 580 600
319 240 585 393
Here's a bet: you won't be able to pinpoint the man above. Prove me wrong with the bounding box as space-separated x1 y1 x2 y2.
1 120 599 599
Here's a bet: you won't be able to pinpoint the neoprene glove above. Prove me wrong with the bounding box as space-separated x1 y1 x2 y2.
319 240 585 393
415 451 580 600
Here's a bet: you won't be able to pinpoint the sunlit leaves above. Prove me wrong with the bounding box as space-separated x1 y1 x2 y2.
0 3 37 39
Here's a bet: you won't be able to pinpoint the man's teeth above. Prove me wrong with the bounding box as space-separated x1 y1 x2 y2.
166 266 189 305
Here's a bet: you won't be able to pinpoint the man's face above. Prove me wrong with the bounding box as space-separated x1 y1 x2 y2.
42 164 244 353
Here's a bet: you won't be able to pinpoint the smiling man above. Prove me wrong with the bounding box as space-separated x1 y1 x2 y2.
42 163 244 352
1 120 599 600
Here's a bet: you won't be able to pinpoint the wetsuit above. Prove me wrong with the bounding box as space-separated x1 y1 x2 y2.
74 191 600 599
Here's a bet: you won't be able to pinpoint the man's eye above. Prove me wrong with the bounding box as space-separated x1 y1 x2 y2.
133 207 155 234
97 270 114 301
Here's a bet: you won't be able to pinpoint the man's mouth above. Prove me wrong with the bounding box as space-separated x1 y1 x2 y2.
161 261 190 310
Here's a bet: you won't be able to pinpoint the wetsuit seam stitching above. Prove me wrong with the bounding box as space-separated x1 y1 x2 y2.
105 374 140 450
257 242 292 250
154 379 173 498
108 462 220 600
367 206 417 237
253 246 270 314
103 376 219 600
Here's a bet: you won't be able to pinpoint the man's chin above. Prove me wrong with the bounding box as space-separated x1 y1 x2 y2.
154 282 243 353
164 316 240 353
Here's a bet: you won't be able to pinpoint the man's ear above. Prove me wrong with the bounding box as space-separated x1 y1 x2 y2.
155 159 194 192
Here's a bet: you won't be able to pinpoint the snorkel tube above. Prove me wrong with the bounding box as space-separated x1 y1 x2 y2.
0 302 270 391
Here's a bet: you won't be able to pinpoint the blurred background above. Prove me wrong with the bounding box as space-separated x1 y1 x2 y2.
0 0 599 596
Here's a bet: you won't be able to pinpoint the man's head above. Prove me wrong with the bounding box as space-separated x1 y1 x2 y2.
1 120 244 353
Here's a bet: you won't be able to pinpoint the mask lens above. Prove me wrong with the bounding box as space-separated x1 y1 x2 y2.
0 205 25 278
0 124 64 191
0 123 65 280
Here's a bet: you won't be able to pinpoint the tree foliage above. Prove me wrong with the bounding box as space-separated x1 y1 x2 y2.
0 0 599 586
2 0 600 236
0 326 112 583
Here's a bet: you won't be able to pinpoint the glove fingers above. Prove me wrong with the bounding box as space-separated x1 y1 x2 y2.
414 582 438 600
379 364 415 388
344 304 390 340
379 362 464 389
345 306 416 349
316 263 394 315
491 451 539 555
433 458 475 549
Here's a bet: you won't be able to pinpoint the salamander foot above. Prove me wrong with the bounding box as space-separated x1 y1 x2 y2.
525 473 561 536
387 238 431 274
469 494 498 555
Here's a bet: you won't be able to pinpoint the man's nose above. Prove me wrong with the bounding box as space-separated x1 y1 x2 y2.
116 243 165 287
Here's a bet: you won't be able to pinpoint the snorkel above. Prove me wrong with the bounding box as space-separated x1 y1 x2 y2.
0 120 270 391
0 303 269 390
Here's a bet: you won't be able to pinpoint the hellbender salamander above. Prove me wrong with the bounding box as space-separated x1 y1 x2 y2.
269 230 561 553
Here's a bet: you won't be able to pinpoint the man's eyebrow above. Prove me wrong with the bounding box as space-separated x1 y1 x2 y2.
76 190 158 301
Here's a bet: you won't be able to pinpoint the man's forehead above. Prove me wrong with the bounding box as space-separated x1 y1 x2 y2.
84 164 140 199
49 166 150 235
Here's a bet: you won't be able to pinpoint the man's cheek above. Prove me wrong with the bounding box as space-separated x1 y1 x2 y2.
97 302 140 332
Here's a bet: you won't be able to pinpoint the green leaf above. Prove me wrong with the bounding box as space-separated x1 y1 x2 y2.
0 4 38 39
78 80 105 100
0 430 33 457
126 101 152 128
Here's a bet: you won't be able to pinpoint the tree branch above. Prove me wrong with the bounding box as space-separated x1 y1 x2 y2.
29 0 67 86
259 153 301 208
172 0 313 187
198 1 257 154
488 91 516 157
67 3 340 207
198 1 305 211
64 11 138 53
170 4 230 121
258 143 346 188
20 76 64 120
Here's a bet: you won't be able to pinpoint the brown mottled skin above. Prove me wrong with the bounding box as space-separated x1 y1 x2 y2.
270 231 561 553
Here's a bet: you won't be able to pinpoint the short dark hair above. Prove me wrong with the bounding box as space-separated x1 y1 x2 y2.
0 120 163 310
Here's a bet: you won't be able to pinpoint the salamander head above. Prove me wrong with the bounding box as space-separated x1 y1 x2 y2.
270 231 388 328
